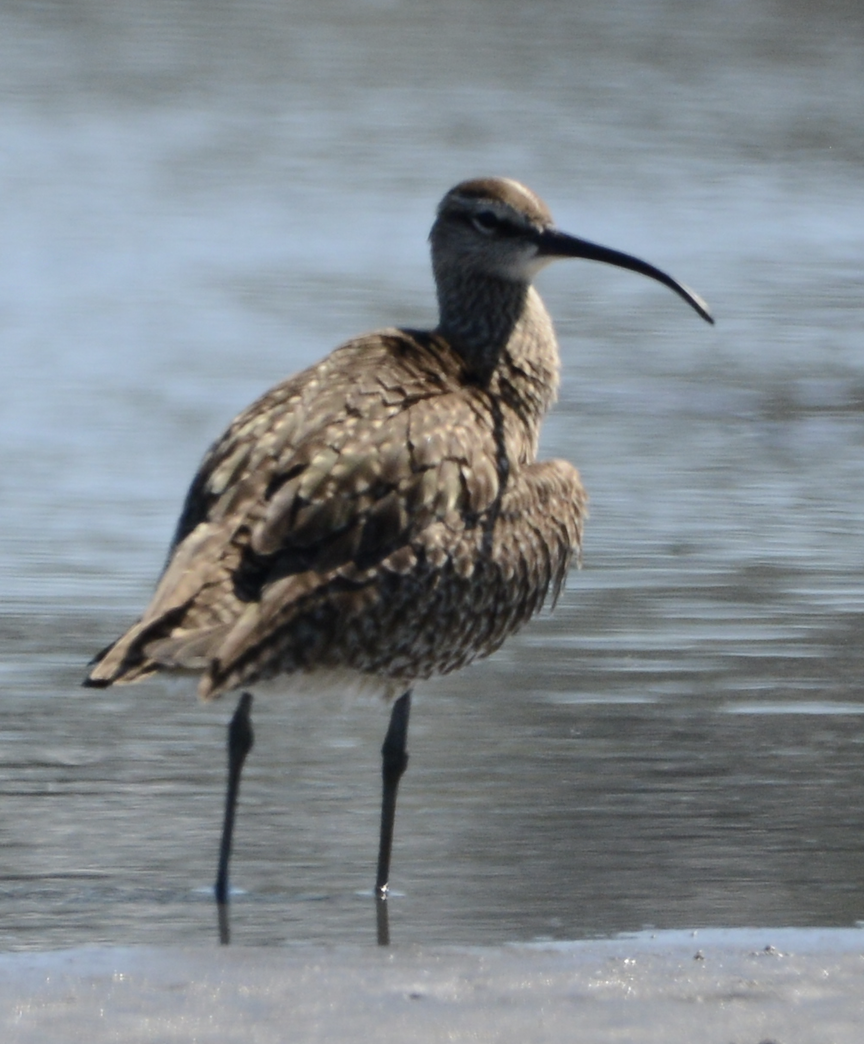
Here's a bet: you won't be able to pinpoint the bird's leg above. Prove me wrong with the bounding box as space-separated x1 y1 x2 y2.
215 691 254 941
375 690 411 904
375 690 411 946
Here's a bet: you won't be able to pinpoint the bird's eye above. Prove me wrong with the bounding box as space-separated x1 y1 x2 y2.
471 210 500 235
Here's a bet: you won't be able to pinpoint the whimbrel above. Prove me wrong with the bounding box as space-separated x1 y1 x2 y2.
85 178 712 937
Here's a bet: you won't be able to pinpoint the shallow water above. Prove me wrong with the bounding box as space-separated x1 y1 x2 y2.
1 0 863 950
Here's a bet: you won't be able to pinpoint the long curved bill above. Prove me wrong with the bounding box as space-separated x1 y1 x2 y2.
537 228 714 324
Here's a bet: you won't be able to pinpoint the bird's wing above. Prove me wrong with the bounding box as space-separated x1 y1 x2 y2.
184 331 500 578
85 331 504 687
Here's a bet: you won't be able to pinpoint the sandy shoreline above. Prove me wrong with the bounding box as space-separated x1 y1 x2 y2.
3 928 863 1042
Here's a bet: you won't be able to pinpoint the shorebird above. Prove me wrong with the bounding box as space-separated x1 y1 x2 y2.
85 177 712 937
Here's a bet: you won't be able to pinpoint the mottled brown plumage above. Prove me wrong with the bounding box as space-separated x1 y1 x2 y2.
86 177 711 703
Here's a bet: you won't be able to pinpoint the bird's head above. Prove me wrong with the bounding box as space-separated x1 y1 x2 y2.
430 177 713 324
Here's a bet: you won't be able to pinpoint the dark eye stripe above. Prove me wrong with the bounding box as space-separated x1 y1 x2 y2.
473 210 499 231
465 211 521 237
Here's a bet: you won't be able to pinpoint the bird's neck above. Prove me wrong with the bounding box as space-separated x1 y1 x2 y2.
434 268 561 428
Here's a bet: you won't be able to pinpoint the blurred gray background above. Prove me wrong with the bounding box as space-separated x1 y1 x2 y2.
1 0 862 948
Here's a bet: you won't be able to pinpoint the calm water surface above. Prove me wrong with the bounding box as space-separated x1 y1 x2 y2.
1 0 863 949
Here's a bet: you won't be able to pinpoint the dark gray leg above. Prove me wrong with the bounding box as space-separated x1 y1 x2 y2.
215 692 254 940
375 690 411 946
375 690 412 901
